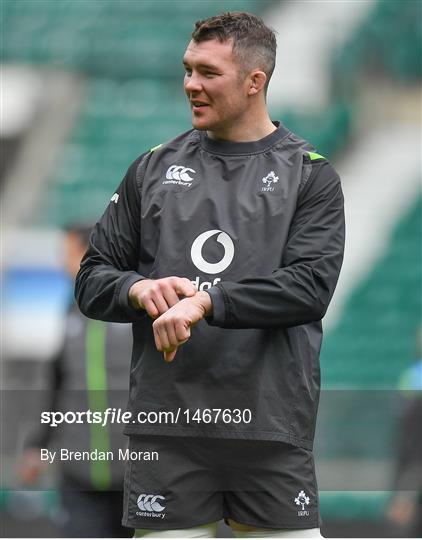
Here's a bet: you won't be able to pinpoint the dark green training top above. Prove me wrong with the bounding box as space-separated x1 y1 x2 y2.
75 122 345 450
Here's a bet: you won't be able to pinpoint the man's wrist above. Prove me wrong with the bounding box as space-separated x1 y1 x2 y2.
193 291 213 317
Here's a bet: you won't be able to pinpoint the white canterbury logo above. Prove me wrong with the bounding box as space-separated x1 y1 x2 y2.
137 494 166 512
165 165 196 183
110 193 119 203
191 230 234 274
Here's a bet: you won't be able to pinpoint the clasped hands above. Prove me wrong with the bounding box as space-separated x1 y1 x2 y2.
128 277 212 362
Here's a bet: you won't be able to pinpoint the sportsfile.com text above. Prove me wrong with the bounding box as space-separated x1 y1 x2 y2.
41 408 253 427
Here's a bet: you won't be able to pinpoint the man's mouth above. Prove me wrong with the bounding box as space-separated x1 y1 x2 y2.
191 101 209 111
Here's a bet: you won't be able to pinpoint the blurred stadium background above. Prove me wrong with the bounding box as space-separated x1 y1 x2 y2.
1 0 421 537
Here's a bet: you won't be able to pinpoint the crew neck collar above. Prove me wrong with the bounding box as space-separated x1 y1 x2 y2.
199 121 290 155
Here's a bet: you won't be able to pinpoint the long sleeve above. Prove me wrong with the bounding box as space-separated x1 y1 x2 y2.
206 159 345 329
75 153 149 322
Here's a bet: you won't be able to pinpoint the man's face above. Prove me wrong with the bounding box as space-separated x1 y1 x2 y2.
183 39 250 137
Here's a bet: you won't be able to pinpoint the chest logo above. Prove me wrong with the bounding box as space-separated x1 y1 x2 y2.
261 171 279 192
191 230 234 274
163 165 196 187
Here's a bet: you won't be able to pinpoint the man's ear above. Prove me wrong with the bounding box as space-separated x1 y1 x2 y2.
248 70 267 96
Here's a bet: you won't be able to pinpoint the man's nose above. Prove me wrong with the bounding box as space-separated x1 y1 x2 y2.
184 73 202 93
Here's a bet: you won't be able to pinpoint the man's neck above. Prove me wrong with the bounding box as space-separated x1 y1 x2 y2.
206 113 276 143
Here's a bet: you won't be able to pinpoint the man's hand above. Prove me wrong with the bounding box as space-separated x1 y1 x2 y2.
387 493 416 527
152 291 212 362
18 449 45 485
129 277 197 318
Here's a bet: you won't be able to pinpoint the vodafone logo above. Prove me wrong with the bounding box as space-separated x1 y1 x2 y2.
191 230 234 274
137 493 166 512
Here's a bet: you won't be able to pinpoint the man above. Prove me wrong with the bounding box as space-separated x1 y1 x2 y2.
387 328 422 537
76 12 345 538
20 226 133 538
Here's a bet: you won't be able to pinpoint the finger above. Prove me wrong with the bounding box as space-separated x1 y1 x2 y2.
156 325 170 351
174 278 196 298
164 321 179 350
175 320 191 342
153 323 163 352
151 293 170 316
164 348 178 362
142 299 159 319
162 287 180 308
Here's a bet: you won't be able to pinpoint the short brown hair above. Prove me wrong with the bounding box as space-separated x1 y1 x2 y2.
192 12 277 93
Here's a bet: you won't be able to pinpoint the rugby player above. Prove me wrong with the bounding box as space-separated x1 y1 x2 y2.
76 12 345 538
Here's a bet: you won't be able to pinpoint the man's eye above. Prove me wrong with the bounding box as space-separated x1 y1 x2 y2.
205 72 216 78
184 69 192 76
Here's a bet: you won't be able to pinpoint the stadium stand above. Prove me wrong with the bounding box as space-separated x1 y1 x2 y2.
314 1 421 531
3 0 420 226
322 196 421 388
333 0 421 84
2 0 264 78
35 77 192 225
3 0 264 225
